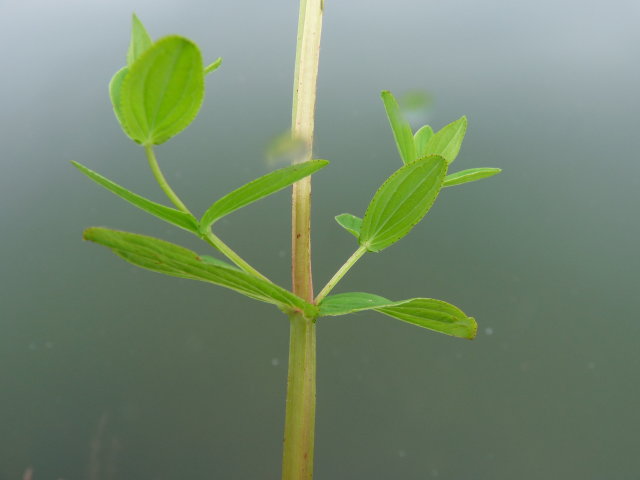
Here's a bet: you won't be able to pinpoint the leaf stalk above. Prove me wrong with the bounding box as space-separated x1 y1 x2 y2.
315 245 367 304
145 145 192 215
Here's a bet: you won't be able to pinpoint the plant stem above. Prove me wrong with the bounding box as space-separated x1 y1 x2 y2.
282 312 316 480
283 0 323 479
145 145 192 215
202 230 271 283
315 245 367 304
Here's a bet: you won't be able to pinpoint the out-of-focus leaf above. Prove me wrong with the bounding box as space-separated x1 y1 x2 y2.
72 161 199 234
200 160 329 230
120 36 205 145
83 228 318 318
335 213 362 238
443 168 501 187
204 57 222 74
359 155 447 252
381 91 416 164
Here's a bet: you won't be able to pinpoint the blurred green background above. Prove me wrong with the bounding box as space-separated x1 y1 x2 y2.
1 0 638 478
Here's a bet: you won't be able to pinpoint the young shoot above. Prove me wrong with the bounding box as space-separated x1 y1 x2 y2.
75 8 500 480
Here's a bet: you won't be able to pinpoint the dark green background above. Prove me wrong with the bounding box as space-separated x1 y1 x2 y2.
1 0 638 478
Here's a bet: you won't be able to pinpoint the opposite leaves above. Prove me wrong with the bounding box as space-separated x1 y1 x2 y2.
359 155 447 252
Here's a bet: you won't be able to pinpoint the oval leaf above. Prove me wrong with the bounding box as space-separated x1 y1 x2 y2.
72 161 199 233
126 14 153 66
443 167 501 187
120 36 205 145
423 116 467 164
359 155 447 252
83 228 318 318
335 213 362 238
381 91 416 164
318 292 476 339
200 160 329 230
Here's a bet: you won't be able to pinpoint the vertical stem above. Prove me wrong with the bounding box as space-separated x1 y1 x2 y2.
291 0 323 301
282 313 316 480
283 0 323 479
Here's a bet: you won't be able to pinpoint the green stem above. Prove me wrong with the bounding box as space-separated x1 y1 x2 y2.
315 245 367 304
145 145 192 215
283 0 324 478
202 230 271 283
282 312 316 480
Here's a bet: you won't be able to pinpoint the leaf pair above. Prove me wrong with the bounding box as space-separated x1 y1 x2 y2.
83 229 476 339
318 292 477 339
110 15 218 146
381 90 500 187
73 159 328 236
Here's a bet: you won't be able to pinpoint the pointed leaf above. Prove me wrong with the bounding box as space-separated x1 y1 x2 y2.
443 168 501 187
423 116 467 164
359 155 447 252
200 160 329 230
414 125 434 158
335 213 362 238
318 292 476 339
381 91 416 164
83 228 318 318
377 299 477 339
120 36 205 145
204 57 222 74
126 14 153 66
109 66 130 136
72 161 199 234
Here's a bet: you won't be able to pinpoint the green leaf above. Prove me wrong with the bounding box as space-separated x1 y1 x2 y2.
83 228 318 318
381 91 416 164
443 168 501 187
335 213 362 238
377 299 477 339
204 57 222 74
199 254 238 269
72 161 199 234
422 116 467 164
109 66 129 136
318 292 476 339
414 125 434 158
126 14 153 66
200 160 329 230
319 292 392 315
120 36 205 145
359 155 447 252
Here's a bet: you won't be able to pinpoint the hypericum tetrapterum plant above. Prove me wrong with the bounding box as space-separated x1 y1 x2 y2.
75 7 501 479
